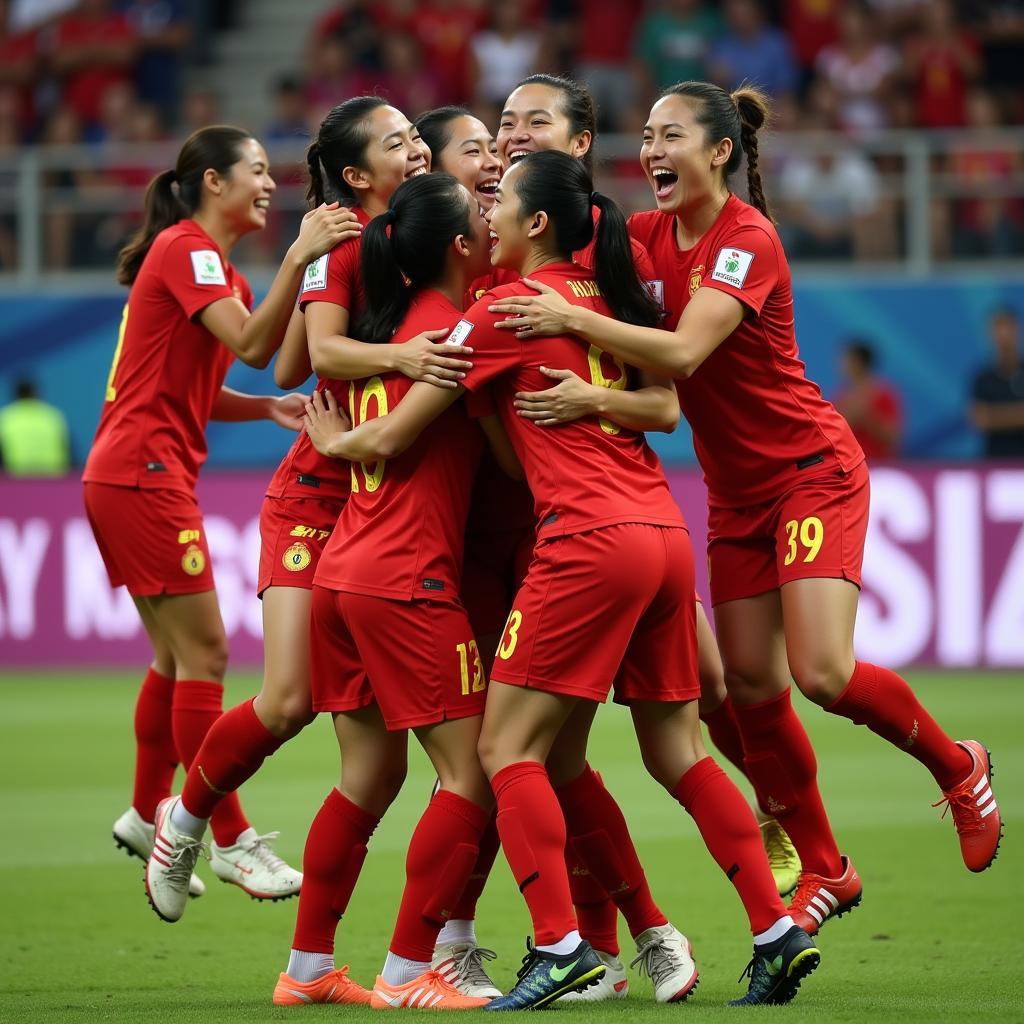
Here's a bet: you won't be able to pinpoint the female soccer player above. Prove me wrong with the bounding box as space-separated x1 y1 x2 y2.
277 172 501 1010
487 82 1003 933
82 125 354 905
303 152 822 1009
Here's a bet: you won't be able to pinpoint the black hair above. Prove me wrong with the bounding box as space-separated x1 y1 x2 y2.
660 80 773 221
15 379 36 401
512 151 660 328
306 96 389 207
845 340 876 370
116 124 252 285
991 305 1019 324
357 173 472 343
512 74 596 173
414 105 473 169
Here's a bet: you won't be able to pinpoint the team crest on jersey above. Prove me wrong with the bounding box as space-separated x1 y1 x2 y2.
711 247 754 289
688 266 704 296
304 254 329 291
447 319 475 346
181 544 206 576
190 249 227 286
282 541 312 572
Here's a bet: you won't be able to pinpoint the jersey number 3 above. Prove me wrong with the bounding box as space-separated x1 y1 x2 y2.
586 345 628 435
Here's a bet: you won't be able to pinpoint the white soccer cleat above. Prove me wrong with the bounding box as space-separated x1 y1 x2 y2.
558 949 629 1002
145 797 208 923
431 941 502 999
630 922 699 1003
210 827 302 900
113 805 205 898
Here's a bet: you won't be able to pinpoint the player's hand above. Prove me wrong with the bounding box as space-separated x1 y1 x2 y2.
513 367 598 426
392 328 473 389
303 388 351 455
292 202 362 264
269 392 310 431
488 280 571 338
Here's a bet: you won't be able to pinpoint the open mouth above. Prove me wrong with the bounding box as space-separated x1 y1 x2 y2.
650 167 678 199
405 166 428 180
476 179 499 200
507 149 532 164
254 197 271 211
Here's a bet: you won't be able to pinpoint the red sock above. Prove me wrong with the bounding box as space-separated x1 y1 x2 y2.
826 661 971 789
492 761 577 946
171 680 250 846
673 757 787 935
555 765 666 938
700 696 747 777
180 699 283 820
734 689 843 877
131 667 178 822
390 790 490 960
566 847 620 955
451 812 500 921
293 789 379 953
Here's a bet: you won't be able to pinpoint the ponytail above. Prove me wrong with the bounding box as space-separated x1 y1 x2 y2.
357 173 472 344
115 124 253 286
305 140 327 206
591 192 661 328
732 86 772 222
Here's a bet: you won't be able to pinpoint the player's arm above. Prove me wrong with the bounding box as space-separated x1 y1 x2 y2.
304 382 463 462
479 414 525 480
971 400 1024 432
211 386 309 431
274 308 313 389
199 203 360 369
489 279 743 379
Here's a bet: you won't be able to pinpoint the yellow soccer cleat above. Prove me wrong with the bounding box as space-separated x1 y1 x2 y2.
761 818 801 897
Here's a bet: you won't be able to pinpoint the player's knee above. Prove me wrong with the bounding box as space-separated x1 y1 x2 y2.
723 666 767 706
789 657 849 706
257 689 314 738
476 727 505 779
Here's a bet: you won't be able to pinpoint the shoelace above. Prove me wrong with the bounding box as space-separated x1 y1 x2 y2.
932 788 983 836
735 953 772 996
242 831 289 871
515 938 539 981
165 838 208 888
631 935 686 989
452 945 498 988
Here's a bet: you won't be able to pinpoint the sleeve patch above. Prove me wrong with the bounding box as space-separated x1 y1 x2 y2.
446 319 475 347
710 247 754 289
303 254 329 292
190 249 227 286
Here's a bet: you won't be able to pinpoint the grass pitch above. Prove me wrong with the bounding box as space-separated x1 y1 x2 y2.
2 671 1022 1023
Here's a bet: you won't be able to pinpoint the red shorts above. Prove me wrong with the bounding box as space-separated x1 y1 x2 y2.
707 462 870 606
309 587 487 730
83 482 215 597
490 523 699 705
257 494 345 596
461 525 536 642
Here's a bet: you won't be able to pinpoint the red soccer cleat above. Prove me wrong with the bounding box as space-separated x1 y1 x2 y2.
933 740 1002 873
788 855 862 936
272 966 372 1006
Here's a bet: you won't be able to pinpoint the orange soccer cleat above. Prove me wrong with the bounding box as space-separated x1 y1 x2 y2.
934 740 1003 873
272 966 372 1006
371 970 493 1010
788 855 862 935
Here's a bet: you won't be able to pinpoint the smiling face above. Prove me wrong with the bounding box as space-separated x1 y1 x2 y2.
641 94 731 214
496 83 591 168
212 137 275 234
343 104 430 206
484 162 542 273
435 114 502 210
456 183 494 280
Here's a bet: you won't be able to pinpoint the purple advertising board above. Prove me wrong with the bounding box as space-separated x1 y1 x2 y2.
1 465 1023 669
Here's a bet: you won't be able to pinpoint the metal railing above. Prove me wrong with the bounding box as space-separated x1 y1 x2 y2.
1 128 1022 288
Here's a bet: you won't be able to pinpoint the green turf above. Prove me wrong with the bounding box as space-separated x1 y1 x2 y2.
2 671 1022 1023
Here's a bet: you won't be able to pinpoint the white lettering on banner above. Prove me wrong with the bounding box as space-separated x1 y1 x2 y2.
204 515 263 639
0 518 51 639
64 519 139 639
857 469 932 665
935 472 982 665
985 470 1024 666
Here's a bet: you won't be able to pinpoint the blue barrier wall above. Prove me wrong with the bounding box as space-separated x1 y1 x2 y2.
1 277 1022 468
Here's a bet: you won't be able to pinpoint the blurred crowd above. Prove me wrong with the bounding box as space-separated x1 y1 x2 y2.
2 0 1024 270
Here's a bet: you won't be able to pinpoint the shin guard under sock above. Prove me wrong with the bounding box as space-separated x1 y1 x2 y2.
131 667 178 822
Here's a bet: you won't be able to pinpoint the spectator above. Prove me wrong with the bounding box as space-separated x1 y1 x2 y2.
815 0 898 134
118 0 190 123
376 30 441 120
570 0 642 130
404 0 484 106
469 0 544 108
8 0 74 32
0 87 18 268
39 106 92 269
312 1 380 71
632 0 721 103
180 85 219 133
971 307 1024 458
0 379 71 476
302 36 372 125
265 74 309 142
961 0 1024 120
833 340 903 459
781 0 841 77
903 0 980 128
0 0 39 137
707 0 798 98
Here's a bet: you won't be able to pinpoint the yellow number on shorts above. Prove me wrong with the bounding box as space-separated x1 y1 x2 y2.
457 640 486 695
783 516 825 566
104 303 130 402
586 344 628 435
347 377 389 493
497 609 523 661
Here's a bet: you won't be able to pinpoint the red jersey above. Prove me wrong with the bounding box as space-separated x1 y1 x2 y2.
314 290 484 602
834 381 902 460
628 197 863 507
83 220 252 493
458 262 684 541
266 209 371 501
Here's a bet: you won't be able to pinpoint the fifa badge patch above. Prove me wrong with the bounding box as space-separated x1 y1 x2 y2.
645 278 666 309
283 541 312 572
446 319 475 346
190 249 227 286
710 247 754 288
181 544 206 576
304 254 329 291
